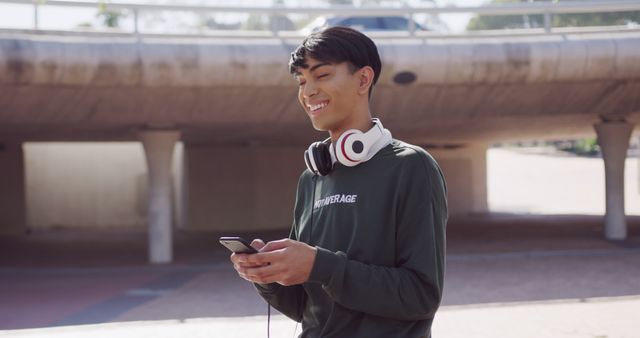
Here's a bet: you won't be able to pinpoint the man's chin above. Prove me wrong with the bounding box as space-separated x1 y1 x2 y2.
310 119 330 132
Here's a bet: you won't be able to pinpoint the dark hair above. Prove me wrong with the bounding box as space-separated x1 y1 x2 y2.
289 26 382 98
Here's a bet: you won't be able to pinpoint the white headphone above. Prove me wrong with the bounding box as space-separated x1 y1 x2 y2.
304 118 392 176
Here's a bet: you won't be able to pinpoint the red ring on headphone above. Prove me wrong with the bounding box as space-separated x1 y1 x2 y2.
340 132 358 163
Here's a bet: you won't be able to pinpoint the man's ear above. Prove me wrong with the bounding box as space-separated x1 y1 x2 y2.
357 66 375 96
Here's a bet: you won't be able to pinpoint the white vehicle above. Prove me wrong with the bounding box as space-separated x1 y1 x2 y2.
300 15 433 35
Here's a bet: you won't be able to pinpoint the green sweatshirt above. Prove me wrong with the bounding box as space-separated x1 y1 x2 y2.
255 139 448 338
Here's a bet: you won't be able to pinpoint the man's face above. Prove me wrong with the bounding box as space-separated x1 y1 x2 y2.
294 57 361 132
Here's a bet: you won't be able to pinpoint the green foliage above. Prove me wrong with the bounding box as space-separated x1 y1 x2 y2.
555 138 601 157
243 13 295 31
76 22 93 28
96 1 125 28
555 11 640 27
243 14 269 30
467 0 640 30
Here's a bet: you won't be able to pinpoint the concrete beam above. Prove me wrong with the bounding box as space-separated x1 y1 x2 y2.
139 130 180 264
594 121 634 240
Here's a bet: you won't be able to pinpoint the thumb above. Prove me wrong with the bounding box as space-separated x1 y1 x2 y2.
251 239 266 251
261 238 292 252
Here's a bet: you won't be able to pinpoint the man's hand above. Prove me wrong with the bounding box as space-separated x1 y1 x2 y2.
230 239 317 286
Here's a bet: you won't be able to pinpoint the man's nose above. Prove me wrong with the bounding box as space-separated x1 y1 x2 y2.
302 81 318 99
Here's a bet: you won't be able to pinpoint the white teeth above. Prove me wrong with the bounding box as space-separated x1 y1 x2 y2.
309 102 328 112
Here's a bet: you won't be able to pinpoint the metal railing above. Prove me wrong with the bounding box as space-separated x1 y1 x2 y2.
0 0 639 38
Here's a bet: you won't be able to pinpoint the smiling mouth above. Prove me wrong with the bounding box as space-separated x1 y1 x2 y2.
308 101 329 114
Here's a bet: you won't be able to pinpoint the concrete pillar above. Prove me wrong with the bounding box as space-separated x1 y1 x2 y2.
0 141 26 235
172 142 188 230
594 121 634 240
139 130 180 264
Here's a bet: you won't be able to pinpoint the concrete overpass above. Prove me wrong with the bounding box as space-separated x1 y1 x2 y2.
1 30 640 144
1 2 640 263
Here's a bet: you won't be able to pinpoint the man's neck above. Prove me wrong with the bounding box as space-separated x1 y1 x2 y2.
329 112 373 144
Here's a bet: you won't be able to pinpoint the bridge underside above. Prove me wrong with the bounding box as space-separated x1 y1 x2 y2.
1 31 639 145
1 79 639 146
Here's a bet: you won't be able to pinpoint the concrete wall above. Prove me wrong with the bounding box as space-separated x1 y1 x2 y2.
24 142 149 228
18 141 487 232
186 144 304 232
186 143 488 233
22 142 299 232
428 144 489 215
0 141 26 234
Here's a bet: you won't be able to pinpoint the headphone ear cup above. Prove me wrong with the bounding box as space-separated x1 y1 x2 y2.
304 149 316 175
336 130 366 166
313 141 333 176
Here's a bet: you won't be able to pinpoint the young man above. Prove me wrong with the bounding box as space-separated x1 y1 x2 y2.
230 26 447 338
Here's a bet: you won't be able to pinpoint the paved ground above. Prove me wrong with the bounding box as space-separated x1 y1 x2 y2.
1 214 639 337
2 148 640 337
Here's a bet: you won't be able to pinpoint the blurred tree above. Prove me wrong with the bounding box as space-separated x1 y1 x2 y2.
244 0 296 31
467 0 640 30
270 0 296 31
554 138 601 156
76 22 93 28
97 1 125 28
244 14 269 30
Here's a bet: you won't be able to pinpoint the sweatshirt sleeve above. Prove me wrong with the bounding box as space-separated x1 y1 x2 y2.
254 282 305 322
252 171 311 322
253 224 306 322
307 151 447 321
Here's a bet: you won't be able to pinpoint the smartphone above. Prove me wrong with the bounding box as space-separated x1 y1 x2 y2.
219 237 258 254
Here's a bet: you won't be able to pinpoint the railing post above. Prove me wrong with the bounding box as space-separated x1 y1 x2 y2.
270 5 278 38
544 11 552 33
133 8 139 35
33 2 39 30
409 12 416 36
271 16 278 37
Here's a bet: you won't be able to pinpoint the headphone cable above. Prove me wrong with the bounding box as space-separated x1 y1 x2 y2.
310 175 317 243
270 174 317 338
296 175 318 336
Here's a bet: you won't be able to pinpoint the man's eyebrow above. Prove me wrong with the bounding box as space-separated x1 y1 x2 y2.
292 62 331 77
309 62 331 72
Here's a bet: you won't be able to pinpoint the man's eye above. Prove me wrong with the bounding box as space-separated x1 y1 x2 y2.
298 81 306 87
317 74 328 79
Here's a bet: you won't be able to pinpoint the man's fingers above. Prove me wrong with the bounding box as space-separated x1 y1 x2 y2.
231 239 297 283
251 239 266 251
231 253 267 268
242 264 284 284
242 248 288 267
231 253 258 265
240 250 282 266
230 252 244 264
256 250 286 263
261 238 293 252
